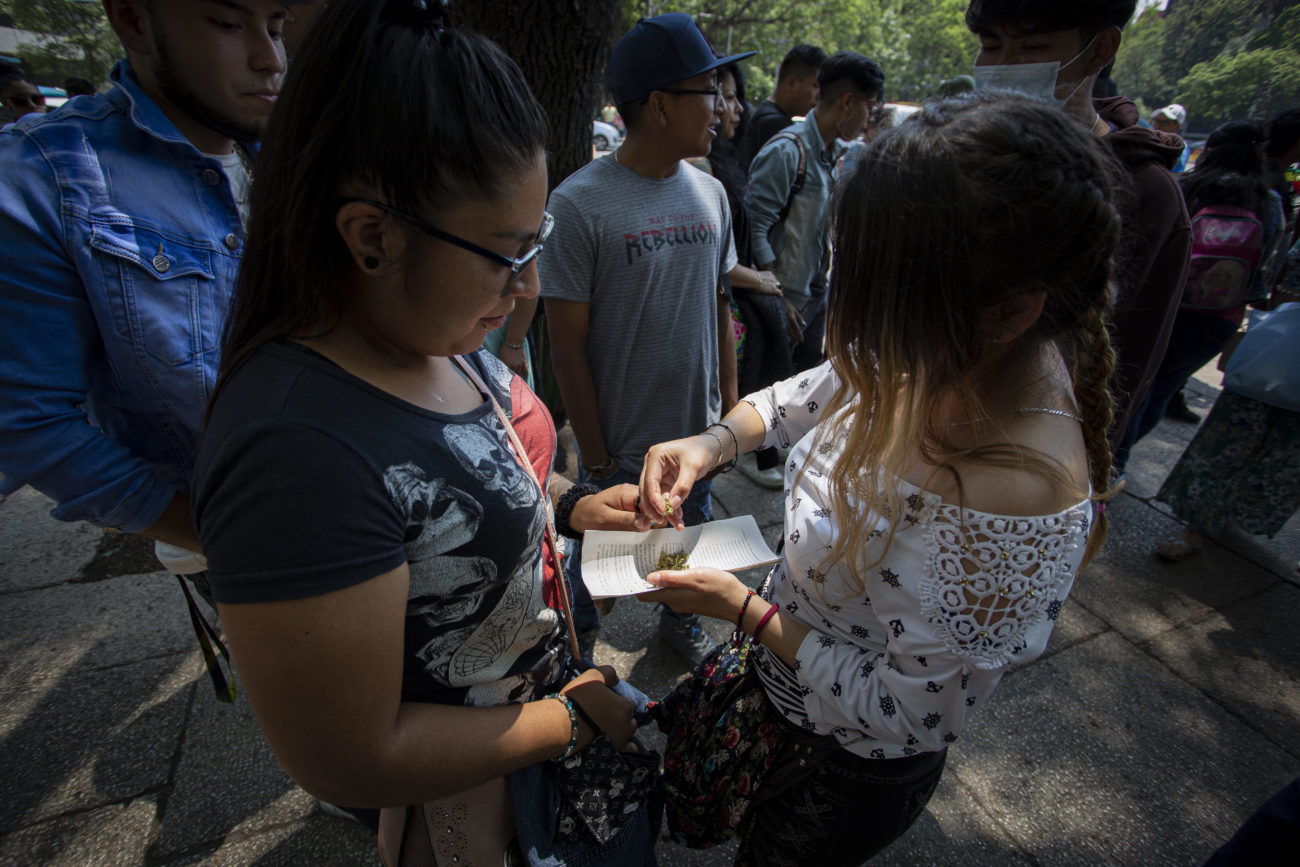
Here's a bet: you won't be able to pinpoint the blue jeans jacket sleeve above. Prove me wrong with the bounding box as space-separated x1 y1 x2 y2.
0 130 175 532
747 135 800 270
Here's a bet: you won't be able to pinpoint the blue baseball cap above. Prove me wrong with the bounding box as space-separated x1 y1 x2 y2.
609 13 756 105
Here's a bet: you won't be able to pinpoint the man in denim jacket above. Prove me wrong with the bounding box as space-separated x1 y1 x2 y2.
747 52 885 371
0 0 290 552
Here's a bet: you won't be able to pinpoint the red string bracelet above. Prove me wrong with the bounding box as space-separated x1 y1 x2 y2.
751 603 778 645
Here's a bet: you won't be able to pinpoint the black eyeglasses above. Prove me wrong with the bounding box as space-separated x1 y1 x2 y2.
344 199 554 297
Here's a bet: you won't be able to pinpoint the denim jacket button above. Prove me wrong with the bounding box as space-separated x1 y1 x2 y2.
223 233 239 251
202 169 221 186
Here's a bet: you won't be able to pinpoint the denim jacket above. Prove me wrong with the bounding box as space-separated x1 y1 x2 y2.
0 61 247 532
746 108 840 309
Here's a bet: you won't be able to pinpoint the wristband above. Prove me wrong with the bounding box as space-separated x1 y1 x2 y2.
751 604 778 645
546 693 579 761
503 340 525 350
554 483 600 540
736 589 755 631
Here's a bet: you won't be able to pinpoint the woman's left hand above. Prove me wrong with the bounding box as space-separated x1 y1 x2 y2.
642 567 750 622
569 483 653 534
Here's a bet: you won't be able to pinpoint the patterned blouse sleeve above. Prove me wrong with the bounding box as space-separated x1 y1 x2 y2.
789 504 1088 751
790 626 982 752
742 361 839 451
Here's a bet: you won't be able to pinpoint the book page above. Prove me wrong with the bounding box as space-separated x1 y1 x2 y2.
581 515 780 598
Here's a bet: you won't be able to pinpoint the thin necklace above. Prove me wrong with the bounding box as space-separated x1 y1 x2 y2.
940 407 1083 427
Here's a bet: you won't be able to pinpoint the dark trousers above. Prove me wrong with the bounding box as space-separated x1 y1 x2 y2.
738 734 947 867
790 294 827 373
1116 309 1239 470
1204 777 1300 865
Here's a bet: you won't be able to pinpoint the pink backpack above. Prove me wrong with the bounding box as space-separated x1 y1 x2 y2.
1181 204 1264 311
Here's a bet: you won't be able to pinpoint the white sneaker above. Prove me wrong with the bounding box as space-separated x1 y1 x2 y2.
736 451 785 490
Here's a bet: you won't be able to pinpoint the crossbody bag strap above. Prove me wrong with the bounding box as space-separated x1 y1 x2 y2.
451 355 583 664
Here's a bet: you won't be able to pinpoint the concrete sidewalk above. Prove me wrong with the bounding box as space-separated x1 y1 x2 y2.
2 366 1297 865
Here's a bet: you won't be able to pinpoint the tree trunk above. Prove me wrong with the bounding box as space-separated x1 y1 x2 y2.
450 0 625 426
451 0 623 192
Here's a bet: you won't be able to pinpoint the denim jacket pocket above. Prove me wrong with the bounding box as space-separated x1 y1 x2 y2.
89 218 218 369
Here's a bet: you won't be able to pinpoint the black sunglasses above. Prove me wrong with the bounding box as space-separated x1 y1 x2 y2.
343 199 554 297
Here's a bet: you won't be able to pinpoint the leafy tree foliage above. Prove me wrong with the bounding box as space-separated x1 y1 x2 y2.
1115 0 1300 131
1177 48 1300 126
626 0 978 104
4 0 121 84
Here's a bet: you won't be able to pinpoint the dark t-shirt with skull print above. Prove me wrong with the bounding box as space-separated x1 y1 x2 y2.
193 341 566 708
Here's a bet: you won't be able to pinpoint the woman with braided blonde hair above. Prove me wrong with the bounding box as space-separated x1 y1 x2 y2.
639 91 1125 864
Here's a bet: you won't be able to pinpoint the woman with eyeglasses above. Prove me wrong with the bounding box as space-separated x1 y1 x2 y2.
191 1 659 864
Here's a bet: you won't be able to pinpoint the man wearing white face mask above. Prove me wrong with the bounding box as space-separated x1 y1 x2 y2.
966 0 1191 458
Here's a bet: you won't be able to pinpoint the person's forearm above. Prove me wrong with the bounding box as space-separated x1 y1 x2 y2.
140 493 202 553
717 298 739 413
737 597 810 669
729 263 760 289
709 400 768 462
504 297 537 346
346 697 574 807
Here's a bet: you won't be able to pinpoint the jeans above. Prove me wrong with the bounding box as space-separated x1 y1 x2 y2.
565 464 712 644
739 733 947 867
1116 309 1239 471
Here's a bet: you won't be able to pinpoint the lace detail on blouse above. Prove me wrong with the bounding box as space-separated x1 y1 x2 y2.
920 504 1089 670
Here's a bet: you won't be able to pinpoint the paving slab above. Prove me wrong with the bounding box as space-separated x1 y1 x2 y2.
0 486 100 594
1144 582 1300 755
0 570 199 692
947 630 1300 866
0 797 159 867
875 772 1036 866
157 813 377 866
1069 494 1279 644
0 655 195 835
153 687 315 860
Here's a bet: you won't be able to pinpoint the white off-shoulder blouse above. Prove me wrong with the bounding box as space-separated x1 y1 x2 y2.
744 362 1092 759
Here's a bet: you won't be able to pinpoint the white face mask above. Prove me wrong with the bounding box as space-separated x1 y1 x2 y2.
972 36 1097 107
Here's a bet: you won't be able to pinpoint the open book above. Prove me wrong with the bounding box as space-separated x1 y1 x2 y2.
580 515 781 599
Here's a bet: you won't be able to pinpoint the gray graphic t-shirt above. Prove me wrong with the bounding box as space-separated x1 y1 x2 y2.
540 156 738 470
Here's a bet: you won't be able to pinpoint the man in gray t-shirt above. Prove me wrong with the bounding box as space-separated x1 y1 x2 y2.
541 12 748 666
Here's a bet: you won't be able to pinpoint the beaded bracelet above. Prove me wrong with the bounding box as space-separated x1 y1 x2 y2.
751 604 778 645
736 589 755 631
546 692 579 761
554 482 600 539
503 340 525 350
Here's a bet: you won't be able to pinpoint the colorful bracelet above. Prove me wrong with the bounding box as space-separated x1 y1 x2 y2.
751 603 778 645
736 589 756 631
546 693 579 761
